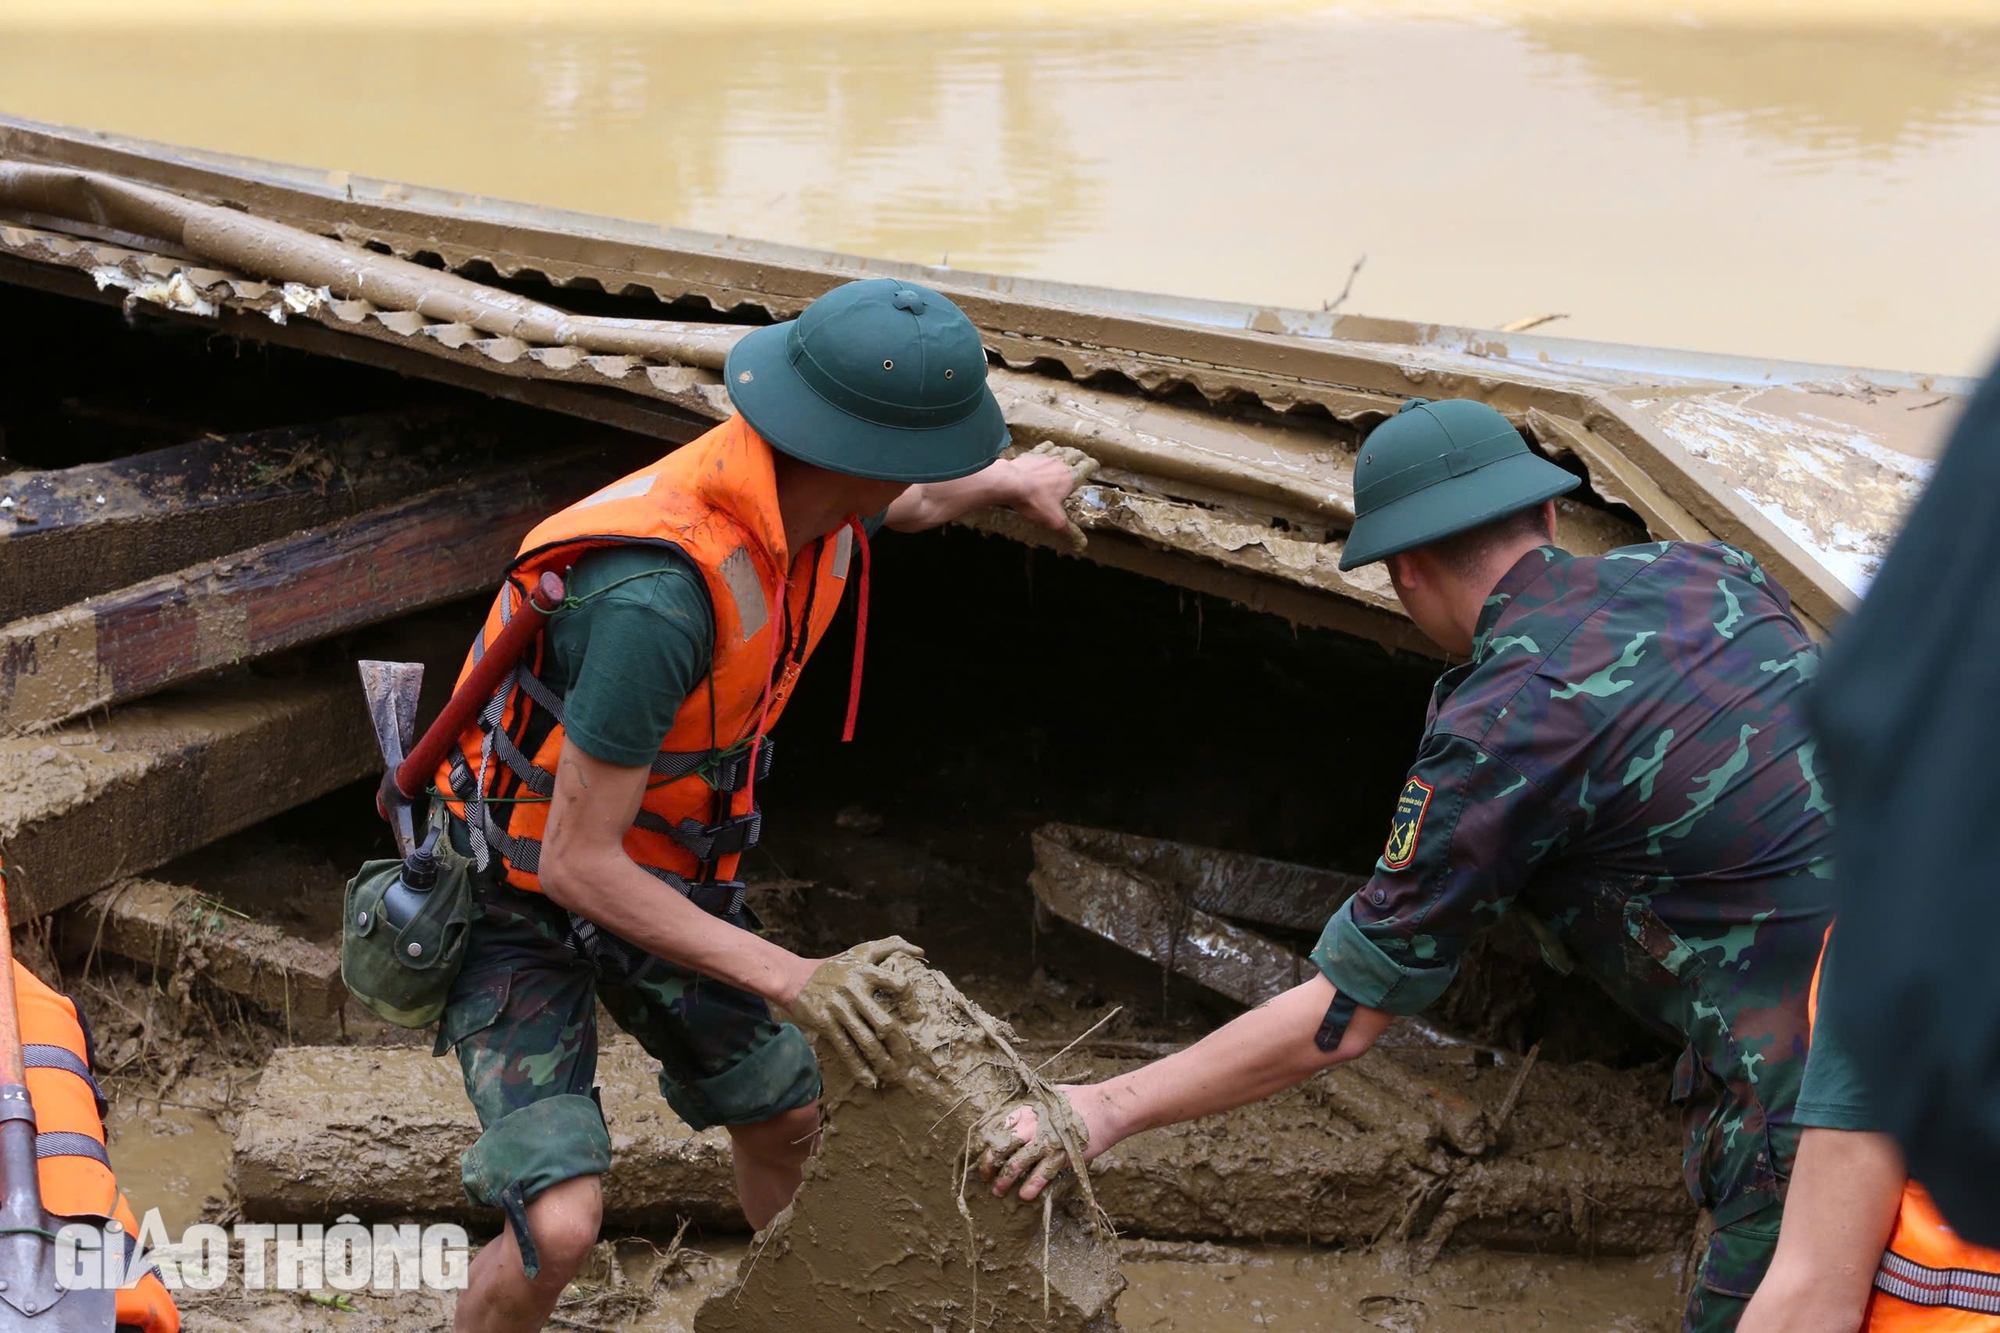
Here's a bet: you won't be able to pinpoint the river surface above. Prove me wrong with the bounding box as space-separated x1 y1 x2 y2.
1 1 1997 376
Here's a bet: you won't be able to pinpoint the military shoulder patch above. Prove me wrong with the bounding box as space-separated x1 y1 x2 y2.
1382 777 1434 870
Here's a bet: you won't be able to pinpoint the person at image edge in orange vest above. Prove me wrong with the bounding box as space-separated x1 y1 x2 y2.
427 279 1080 1333
1737 926 2000 1333
0 863 179 1333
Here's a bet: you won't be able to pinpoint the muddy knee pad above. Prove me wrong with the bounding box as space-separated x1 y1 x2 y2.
660 1021 821 1131
461 1093 610 1280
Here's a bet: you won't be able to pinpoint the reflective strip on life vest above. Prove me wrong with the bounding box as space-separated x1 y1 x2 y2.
35 1130 112 1167
23 1044 106 1117
1877 1250 2000 1314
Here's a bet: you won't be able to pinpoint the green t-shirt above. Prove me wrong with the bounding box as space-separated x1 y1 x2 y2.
544 515 883 768
544 545 715 768
1794 933 1879 1133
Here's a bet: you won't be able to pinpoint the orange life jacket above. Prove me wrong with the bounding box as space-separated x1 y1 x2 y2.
1808 937 2000 1329
437 415 866 907
11 960 180 1333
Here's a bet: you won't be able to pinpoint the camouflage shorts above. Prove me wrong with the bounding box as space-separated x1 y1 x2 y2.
1681 1203 1784 1333
436 877 821 1207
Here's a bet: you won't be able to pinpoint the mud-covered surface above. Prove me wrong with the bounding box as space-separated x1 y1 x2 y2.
700 951 1125 1331
9 530 1700 1330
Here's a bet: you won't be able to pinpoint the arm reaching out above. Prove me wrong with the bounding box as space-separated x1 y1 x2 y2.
982 974 1391 1200
884 451 1082 533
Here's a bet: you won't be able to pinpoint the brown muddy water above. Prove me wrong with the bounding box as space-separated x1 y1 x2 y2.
2 2 1999 375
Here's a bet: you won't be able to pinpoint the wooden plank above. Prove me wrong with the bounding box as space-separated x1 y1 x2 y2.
0 668 376 919
0 405 503 623
1030 824 1309 1009
0 442 646 733
55 877 346 1040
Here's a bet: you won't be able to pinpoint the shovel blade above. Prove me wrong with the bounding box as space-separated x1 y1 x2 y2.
0 1285 115 1333
0 1227 114 1333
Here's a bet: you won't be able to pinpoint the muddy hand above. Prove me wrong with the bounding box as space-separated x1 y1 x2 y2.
979 1089 1086 1202
791 936 926 1090
1013 443 1099 538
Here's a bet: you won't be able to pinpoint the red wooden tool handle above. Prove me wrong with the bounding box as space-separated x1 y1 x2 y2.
0 859 22 1085
393 571 565 801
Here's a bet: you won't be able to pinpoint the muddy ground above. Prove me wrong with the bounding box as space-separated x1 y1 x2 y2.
45 529 1694 1330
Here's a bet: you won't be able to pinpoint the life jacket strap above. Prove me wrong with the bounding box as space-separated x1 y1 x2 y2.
1876 1248 2000 1314
510 662 567 725
630 808 763 863
24 1044 108 1120
841 517 872 743
33 1130 111 1168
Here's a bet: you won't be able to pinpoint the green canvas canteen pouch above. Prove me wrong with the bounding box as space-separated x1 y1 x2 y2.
342 833 475 1028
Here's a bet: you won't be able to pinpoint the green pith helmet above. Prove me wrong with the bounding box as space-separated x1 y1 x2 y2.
724 278 1010 483
1338 398 1579 570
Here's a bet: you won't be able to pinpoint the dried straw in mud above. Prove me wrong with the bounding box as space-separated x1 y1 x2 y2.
696 953 1125 1333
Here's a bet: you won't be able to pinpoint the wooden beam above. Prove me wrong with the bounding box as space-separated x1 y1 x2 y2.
0 668 375 919
0 442 646 733
56 878 346 1040
0 406 503 623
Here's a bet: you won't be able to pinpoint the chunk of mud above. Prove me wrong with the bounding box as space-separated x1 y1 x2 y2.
698 953 1125 1333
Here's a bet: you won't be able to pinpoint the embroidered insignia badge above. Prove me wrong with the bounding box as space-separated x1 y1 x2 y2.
1382 777 1434 870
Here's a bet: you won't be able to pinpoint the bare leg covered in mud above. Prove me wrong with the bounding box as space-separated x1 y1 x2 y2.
983 973 1391 1199
729 1103 823 1229
454 1104 821 1331
456 1175 605 1333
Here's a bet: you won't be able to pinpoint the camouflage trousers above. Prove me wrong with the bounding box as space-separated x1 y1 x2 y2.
436 876 822 1212
1682 1203 1784 1333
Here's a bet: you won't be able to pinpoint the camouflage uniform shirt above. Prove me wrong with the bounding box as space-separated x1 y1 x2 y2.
1311 541 1834 1221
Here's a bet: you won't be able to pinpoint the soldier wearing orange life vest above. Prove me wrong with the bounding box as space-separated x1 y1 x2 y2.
430 279 1079 1333
1738 930 2000 1332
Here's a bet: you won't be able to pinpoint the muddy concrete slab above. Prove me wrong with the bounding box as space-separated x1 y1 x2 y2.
699 952 1125 1333
234 1038 746 1232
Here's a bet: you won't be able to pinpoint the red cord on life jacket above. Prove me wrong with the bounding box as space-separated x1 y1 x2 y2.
842 516 872 743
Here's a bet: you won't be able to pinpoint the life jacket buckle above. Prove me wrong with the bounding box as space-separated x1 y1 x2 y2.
710 739 776 794
669 809 764 862
699 810 763 859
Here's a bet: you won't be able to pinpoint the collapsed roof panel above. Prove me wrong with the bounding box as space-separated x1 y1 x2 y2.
0 114 1957 657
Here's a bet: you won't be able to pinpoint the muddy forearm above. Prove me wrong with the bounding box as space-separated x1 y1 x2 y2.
1085 976 1382 1150
884 455 1074 532
883 469 1010 531
546 851 812 1005
540 739 814 1005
